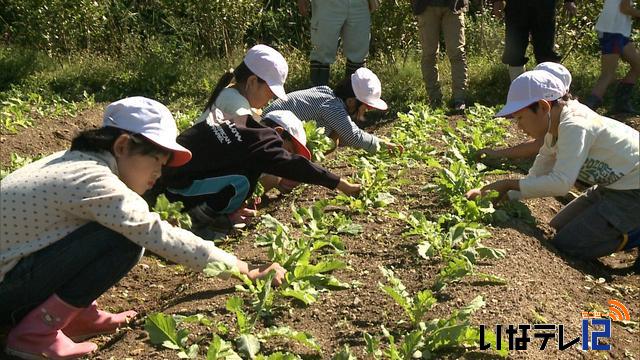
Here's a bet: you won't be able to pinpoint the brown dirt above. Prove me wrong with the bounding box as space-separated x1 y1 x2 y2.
0 108 639 360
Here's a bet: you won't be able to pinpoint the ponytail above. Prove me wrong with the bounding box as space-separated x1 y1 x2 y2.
203 70 234 112
203 61 265 112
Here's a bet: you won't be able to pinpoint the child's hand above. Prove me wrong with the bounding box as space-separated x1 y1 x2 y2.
382 139 404 155
475 148 499 162
465 188 483 200
337 179 362 196
246 263 287 286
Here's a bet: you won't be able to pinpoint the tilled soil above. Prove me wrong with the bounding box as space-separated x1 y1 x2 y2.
0 107 638 360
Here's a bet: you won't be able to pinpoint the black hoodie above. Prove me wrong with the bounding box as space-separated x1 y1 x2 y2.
154 114 340 209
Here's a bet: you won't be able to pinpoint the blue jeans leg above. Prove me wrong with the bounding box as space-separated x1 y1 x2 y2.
0 222 142 325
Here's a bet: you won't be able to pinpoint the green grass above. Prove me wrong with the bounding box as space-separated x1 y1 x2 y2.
0 35 636 136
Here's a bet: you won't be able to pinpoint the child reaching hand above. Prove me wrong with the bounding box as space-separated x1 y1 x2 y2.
0 97 286 360
467 71 640 261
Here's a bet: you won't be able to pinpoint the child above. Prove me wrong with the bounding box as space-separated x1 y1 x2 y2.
492 0 577 81
264 67 403 154
198 44 289 122
152 106 361 238
467 71 640 260
476 62 572 163
584 0 640 114
0 97 285 360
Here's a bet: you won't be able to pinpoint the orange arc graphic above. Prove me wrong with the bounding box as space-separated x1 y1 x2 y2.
608 299 630 321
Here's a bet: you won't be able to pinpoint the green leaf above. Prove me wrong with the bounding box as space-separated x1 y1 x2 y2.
476 246 506 260
332 345 357 360
236 334 261 359
144 313 181 349
293 260 346 278
260 326 321 352
207 334 242 360
226 296 250 333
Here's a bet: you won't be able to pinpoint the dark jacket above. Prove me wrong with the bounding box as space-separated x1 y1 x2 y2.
155 114 340 206
411 0 468 15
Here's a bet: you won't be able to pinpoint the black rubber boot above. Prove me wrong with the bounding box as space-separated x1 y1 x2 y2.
583 94 603 111
346 60 364 79
613 82 639 115
310 61 330 86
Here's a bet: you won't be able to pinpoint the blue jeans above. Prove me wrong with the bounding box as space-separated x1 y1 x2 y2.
0 222 143 325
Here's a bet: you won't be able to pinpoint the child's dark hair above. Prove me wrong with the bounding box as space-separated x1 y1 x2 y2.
71 126 173 161
527 98 566 113
261 118 292 141
203 61 266 112
333 77 363 108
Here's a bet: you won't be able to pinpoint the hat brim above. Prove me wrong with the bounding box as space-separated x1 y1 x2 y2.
144 134 192 167
363 98 388 111
495 100 533 118
269 84 288 101
291 137 312 160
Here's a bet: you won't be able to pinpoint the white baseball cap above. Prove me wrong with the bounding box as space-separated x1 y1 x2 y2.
243 44 289 101
103 96 192 167
534 62 572 92
264 110 311 160
351 68 388 111
495 70 566 118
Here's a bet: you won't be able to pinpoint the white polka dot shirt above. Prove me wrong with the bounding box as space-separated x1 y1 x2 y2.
0 150 237 283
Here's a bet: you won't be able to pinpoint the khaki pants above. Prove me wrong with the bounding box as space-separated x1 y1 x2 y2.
310 0 371 65
416 6 468 103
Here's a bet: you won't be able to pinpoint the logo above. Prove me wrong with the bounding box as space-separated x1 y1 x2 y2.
479 299 630 352
607 299 630 322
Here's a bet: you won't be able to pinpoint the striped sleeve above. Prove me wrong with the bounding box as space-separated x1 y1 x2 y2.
319 99 380 153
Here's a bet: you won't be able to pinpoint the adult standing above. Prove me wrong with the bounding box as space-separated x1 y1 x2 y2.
297 0 375 85
412 0 469 111
492 0 578 81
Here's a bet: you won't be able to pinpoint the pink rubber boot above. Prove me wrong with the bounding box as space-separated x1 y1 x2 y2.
5 294 98 360
62 301 137 341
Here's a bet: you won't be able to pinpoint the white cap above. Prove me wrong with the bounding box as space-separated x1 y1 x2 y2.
103 96 192 167
264 110 311 160
351 68 388 110
495 70 566 118
243 44 289 101
534 62 572 92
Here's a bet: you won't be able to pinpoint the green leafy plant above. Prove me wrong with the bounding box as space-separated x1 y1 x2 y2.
144 312 200 359
303 121 335 162
379 266 437 327
0 153 40 179
152 194 192 229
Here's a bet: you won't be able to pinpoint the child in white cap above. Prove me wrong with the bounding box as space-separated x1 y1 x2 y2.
264 67 403 154
476 62 572 163
198 44 289 122
467 71 640 261
0 97 286 360
150 107 361 238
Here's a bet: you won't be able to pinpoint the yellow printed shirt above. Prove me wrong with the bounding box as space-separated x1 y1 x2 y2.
0 150 237 283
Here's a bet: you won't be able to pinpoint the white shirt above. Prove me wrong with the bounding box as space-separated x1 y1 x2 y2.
596 0 634 37
510 100 639 200
196 88 259 124
0 150 238 283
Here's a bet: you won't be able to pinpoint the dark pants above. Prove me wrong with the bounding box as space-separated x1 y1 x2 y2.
551 186 640 260
502 0 560 66
0 222 143 325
